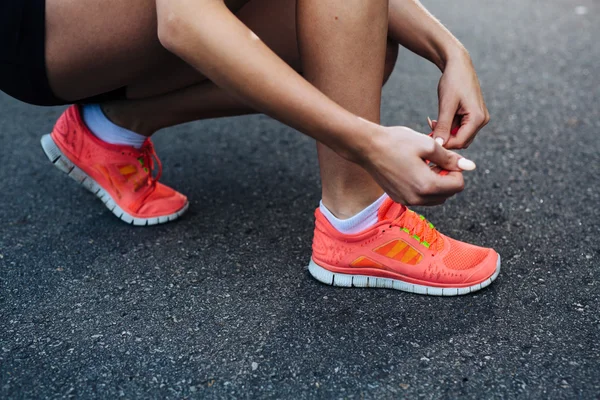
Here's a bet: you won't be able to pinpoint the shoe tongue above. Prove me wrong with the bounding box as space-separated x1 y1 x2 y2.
377 197 407 222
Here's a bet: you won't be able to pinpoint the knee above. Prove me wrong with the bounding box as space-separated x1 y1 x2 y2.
156 0 189 54
383 40 400 86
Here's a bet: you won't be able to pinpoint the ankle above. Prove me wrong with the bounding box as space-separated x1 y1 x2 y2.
81 104 148 149
321 189 385 220
100 102 155 137
320 193 388 234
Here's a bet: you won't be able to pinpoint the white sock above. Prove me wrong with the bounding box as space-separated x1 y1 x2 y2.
320 193 389 234
82 104 147 149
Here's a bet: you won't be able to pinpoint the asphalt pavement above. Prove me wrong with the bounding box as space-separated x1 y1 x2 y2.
1 0 599 398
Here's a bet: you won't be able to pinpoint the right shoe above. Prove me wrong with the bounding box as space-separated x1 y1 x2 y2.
41 105 189 226
309 197 501 296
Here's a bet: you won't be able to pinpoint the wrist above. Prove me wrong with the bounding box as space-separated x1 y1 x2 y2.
330 116 384 166
344 119 386 166
433 40 470 72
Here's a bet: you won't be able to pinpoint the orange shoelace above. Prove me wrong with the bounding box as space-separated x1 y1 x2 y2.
132 141 163 194
391 209 442 252
140 140 162 187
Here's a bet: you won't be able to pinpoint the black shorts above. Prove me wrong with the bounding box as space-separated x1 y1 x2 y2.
0 0 125 106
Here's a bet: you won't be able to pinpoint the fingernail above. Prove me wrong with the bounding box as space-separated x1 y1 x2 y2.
427 117 434 130
457 158 476 171
435 137 444 146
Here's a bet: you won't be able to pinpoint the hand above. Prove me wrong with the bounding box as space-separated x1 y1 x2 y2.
432 52 490 149
360 126 474 206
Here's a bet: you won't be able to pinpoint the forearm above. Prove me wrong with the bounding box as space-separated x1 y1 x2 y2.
156 0 377 161
388 0 468 71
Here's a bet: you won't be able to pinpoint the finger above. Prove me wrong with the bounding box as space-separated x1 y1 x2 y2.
463 134 477 149
412 170 465 204
428 120 460 149
450 116 461 135
428 120 443 147
429 170 465 196
429 165 443 174
457 158 476 171
447 112 484 149
432 98 459 146
412 195 449 207
448 122 477 149
428 119 460 136
429 165 468 176
421 138 463 172
429 141 476 172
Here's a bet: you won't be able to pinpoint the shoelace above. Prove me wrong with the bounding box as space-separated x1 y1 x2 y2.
391 209 440 250
137 141 162 191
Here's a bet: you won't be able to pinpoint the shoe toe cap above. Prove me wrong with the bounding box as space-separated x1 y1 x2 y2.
461 250 500 285
137 184 188 217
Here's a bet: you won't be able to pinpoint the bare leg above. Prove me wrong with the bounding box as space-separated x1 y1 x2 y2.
99 0 398 137
297 0 389 218
45 0 397 136
102 82 255 137
45 0 250 101
103 38 398 136
99 0 300 136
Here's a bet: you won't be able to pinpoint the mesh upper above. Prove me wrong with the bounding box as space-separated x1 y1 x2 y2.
443 237 490 270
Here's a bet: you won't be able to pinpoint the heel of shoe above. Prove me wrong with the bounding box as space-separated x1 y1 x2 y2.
41 134 93 190
41 134 69 172
308 259 354 287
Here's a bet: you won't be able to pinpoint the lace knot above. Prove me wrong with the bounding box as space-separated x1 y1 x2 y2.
391 210 440 250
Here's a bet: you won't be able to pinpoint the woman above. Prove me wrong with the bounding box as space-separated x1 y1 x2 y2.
0 0 499 295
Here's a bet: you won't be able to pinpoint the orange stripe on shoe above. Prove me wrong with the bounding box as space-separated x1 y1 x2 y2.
406 253 423 265
119 165 137 177
385 240 408 258
400 247 421 264
374 240 399 256
391 246 411 261
351 256 385 269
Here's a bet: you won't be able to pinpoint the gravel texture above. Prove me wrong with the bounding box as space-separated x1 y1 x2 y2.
1 0 599 398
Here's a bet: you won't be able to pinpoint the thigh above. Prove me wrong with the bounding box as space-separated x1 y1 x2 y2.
45 0 251 102
126 0 300 99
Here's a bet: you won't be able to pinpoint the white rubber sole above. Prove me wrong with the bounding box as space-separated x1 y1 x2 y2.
41 134 189 226
308 254 501 296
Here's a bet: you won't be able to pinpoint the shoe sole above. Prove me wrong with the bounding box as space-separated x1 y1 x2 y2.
308 254 501 296
41 134 189 226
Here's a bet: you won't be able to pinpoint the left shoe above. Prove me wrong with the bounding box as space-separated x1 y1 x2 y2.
41 105 189 226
